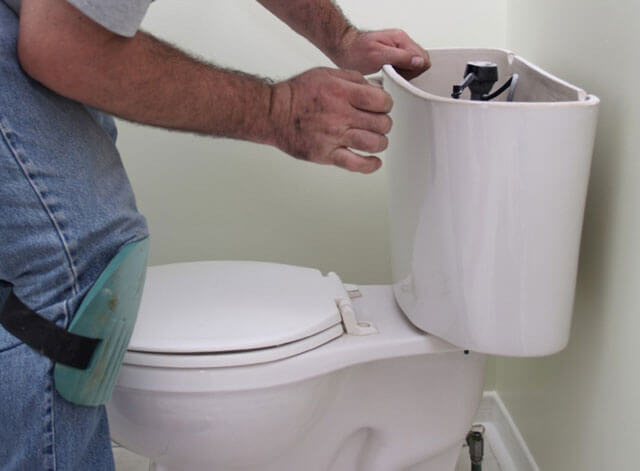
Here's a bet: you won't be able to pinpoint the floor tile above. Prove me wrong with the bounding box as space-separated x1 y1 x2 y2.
113 446 149 471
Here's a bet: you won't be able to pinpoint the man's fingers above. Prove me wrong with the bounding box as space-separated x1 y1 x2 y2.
350 110 392 135
378 30 431 69
379 44 428 71
347 82 393 112
342 128 388 154
388 46 430 80
330 68 368 84
330 147 382 174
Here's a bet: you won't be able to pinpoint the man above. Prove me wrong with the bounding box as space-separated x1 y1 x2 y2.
0 0 430 469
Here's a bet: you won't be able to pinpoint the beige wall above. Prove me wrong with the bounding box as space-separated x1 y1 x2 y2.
496 0 640 469
117 0 506 284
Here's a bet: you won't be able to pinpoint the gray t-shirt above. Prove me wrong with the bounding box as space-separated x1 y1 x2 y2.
3 0 151 37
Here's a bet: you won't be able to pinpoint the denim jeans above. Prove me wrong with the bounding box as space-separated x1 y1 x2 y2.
0 2 148 470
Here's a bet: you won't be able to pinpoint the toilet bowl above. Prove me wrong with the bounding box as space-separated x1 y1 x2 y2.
109 264 486 471
107 49 599 471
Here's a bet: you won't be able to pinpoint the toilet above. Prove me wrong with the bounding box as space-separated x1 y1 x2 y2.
107 49 599 471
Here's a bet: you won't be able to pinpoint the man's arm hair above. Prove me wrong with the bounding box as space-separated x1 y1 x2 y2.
257 0 354 65
17 0 392 174
17 0 282 145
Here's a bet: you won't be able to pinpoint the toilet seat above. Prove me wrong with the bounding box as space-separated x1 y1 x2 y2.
123 261 363 368
116 284 462 393
124 324 344 368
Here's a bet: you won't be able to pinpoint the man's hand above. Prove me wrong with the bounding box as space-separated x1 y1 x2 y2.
269 68 393 174
258 1 430 80
333 28 431 80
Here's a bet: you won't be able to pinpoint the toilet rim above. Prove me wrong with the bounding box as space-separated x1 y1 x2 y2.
116 330 468 394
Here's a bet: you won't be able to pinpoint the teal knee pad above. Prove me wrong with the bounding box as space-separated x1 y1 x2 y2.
54 238 149 406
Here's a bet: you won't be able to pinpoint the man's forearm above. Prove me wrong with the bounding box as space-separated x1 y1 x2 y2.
257 0 354 65
71 32 278 144
18 0 396 174
19 0 278 144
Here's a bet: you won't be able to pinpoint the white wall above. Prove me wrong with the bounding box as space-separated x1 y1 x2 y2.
117 0 506 284
496 1 640 469
115 3 640 466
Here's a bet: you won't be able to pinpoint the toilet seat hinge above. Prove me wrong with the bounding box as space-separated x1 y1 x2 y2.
336 298 377 336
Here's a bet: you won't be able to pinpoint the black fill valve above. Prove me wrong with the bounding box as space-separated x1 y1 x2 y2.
452 61 519 102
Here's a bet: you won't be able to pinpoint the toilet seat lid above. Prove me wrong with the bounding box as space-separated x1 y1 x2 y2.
127 261 345 354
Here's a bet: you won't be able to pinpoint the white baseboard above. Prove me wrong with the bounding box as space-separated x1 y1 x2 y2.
475 391 539 471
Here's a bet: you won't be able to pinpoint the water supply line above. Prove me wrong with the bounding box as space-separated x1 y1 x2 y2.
466 424 485 471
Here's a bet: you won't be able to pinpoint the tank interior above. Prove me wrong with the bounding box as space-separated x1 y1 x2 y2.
408 48 588 103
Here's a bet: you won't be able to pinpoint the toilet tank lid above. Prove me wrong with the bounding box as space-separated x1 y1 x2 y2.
127 261 345 354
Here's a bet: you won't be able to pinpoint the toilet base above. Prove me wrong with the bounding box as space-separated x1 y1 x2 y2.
110 353 485 471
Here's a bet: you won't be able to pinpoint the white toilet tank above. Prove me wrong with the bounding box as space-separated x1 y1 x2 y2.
382 48 599 356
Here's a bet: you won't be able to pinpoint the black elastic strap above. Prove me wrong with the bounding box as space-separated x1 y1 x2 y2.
0 289 99 370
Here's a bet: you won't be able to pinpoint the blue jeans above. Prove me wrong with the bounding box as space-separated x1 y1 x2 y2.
0 3 148 470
